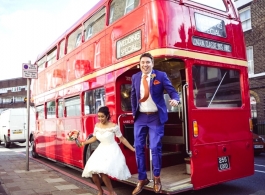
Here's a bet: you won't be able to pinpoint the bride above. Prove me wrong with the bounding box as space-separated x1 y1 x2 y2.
80 106 135 195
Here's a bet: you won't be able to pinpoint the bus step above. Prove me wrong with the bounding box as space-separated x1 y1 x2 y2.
163 142 185 153
162 151 184 168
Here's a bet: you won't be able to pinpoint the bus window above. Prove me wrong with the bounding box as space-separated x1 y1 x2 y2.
58 99 64 118
189 0 227 12
67 26 82 54
46 101 56 118
59 39 65 59
37 56 46 72
84 7 106 41
75 33 82 47
109 0 139 24
95 88 105 112
47 47 57 67
192 65 242 108
36 105 45 120
84 88 105 114
65 96 81 117
120 84 132 111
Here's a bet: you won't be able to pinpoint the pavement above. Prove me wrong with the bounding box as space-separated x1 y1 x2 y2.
0 147 99 195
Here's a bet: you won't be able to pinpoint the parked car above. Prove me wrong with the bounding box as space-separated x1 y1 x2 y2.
253 133 265 156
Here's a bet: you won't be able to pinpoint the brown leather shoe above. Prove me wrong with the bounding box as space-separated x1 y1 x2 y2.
153 176 162 193
132 179 150 195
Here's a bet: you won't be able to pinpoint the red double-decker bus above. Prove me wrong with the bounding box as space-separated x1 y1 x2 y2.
31 0 253 193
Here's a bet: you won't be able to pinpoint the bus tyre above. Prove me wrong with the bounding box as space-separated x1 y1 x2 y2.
31 140 39 158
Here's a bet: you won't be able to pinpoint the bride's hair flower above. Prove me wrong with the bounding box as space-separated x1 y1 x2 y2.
151 73 156 79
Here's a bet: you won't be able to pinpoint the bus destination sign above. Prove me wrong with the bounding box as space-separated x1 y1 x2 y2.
195 13 226 38
116 30 142 58
192 37 232 52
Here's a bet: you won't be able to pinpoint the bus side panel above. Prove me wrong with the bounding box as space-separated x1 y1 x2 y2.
35 119 47 156
45 119 57 159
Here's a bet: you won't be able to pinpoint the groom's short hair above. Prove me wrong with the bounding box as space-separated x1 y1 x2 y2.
140 52 154 64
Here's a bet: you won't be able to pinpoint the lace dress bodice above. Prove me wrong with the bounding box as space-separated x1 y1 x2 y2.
93 125 122 145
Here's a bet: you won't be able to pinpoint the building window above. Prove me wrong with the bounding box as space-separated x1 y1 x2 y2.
250 95 257 118
125 0 135 14
239 7 251 32
246 46 254 75
67 26 82 53
109 0 139 24
84 7 105 41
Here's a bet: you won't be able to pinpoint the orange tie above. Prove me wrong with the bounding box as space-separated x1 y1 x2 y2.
139 74 149 102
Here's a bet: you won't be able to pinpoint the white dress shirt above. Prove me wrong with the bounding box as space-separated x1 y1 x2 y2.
139 72 158 112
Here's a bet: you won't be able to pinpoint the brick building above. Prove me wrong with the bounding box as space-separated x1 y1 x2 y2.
0 77 33 114
236 0 265 127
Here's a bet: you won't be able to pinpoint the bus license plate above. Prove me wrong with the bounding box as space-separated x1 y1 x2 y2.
218 156 230 171
254 145 264 149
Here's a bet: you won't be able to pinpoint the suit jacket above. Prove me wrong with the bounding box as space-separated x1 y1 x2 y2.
131 69 180 124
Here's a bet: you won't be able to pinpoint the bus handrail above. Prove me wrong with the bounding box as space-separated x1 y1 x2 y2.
117 113 133 128
183 84 192 157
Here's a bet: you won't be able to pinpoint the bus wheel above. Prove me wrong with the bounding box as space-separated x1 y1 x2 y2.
31 140 39 158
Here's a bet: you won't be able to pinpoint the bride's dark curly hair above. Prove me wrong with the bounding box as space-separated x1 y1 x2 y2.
98 106 111 120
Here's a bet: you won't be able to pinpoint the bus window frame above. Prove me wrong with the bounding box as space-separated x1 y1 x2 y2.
108 0 140 25
84 7 106 41
66 25 83 54
192 63 243 108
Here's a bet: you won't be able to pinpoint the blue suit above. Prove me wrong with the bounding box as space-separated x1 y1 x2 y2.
131 69 179 180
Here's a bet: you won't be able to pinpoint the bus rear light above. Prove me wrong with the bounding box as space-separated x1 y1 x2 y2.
8 129 10 137
193 121 198 137
249 118 253 132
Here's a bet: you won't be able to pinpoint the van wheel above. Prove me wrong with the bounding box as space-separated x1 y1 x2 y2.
31 140 39 158
4 136 10 148
4 141 10 148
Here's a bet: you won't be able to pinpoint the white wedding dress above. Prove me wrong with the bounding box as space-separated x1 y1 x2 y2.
82 125 131 180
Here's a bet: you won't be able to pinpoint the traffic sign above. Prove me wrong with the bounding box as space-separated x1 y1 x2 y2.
22 63 38 79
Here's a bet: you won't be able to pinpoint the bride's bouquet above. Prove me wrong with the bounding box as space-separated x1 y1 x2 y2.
66 130 82 147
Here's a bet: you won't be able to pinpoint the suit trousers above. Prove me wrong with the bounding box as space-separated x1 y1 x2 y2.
134 112 164 180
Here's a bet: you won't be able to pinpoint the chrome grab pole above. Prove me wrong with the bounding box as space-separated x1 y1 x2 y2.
183 84 192 157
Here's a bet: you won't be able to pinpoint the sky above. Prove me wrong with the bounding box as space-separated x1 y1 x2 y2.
0 0 100 80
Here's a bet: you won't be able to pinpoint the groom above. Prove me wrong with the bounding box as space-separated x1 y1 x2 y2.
131 52 180 194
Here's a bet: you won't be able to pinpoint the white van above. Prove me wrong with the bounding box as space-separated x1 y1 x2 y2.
0 108 35 148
